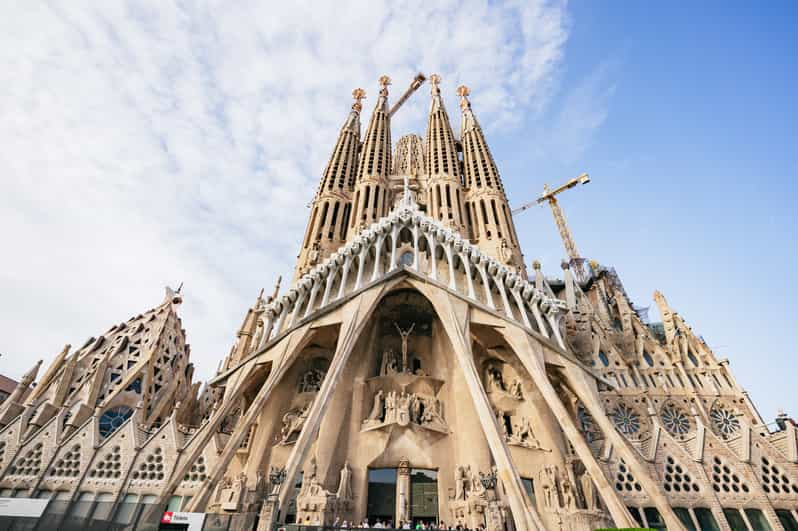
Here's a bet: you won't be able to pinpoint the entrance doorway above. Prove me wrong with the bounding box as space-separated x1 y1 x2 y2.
368 468 397 524
410 469 438 525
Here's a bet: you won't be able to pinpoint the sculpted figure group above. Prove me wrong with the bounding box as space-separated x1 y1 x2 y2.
364 389 445 429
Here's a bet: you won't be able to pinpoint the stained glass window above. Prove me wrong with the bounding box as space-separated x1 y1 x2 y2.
98 406 134 439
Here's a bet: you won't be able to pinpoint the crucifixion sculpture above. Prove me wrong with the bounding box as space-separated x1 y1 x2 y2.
394 322 416 372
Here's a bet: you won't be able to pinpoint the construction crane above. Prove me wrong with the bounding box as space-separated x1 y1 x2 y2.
513 173 591 282
388 73 426 117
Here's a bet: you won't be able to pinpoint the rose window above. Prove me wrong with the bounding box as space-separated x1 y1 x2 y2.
661 404 691 435
709 405 740 438
612 404 641 435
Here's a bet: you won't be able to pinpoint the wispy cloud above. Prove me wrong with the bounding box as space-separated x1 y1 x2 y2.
532 59 619 164
0 1 569 382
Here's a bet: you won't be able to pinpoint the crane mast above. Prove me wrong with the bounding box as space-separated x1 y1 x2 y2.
513 173 590 282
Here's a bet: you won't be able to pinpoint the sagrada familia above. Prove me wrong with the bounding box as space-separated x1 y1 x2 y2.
1 74 797 531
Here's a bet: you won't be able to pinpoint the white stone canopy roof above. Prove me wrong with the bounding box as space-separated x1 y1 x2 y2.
255 185 569 352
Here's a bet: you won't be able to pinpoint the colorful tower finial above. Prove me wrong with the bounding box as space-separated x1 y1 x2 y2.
352 88 366 112
457 85 471 109
378 75 391 96
430 73 441 94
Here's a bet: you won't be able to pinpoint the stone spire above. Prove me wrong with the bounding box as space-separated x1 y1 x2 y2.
347 75 393 240
425 74 467 235
224 290 267 371
294 89 364 280
458 85 526 277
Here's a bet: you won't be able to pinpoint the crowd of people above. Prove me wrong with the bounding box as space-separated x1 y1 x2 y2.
325 518 486 531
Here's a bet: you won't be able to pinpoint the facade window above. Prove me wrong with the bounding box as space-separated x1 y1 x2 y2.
125 378 142 394
723 508 748 531
673 507 697 531
776 509 798 531
643 507 666 530
744 509 773 531
694 508 721 531
98 406 134 439
598 350 609 367
643 351 654 367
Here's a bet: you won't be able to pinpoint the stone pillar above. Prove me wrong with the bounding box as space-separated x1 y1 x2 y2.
494 324 636 528
396 458 411 525
413 284 544 531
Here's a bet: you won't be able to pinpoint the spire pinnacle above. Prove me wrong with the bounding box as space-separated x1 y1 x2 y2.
430 73 441 95
352 88 366 113
457 85 471 110
378 75 391 97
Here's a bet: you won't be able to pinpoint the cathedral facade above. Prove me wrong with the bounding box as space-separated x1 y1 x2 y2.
1 74 797 531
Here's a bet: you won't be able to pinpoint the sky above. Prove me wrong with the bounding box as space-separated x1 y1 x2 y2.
0 1 795 423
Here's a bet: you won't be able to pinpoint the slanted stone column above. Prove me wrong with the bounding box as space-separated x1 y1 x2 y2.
411 280 544 531
494 324 636 528
563 365 687 531
273 284 390 524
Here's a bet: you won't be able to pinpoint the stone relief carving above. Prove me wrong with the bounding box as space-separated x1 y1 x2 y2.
362 390 446 432
508 416 543 449
277 402 311 445
336 461 353 500
298 368 326 393
579 469 597 511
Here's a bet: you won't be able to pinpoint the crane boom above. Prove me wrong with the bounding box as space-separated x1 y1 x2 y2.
388 73 426 117
513 173 591 282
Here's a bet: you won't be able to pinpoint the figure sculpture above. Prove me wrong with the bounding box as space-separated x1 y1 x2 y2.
454 465 467 500
580 470 597 510
394 322 416 372
365 389 385 423
337 461 353 500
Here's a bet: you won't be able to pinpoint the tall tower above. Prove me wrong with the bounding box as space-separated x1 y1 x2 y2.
459 85 526 276
294 89 364 280
347 76 393 240
425 74 468 235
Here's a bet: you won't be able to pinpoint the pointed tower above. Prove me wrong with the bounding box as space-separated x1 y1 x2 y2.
347 76 393 240
458 85 526 276
294 89 364 280
425 74 468 235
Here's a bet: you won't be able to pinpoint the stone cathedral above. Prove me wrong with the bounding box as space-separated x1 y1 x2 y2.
1 74 797 531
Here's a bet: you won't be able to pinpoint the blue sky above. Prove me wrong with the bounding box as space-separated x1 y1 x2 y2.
0 1 794 422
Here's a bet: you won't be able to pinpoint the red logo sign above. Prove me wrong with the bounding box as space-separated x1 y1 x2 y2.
161 511 174 523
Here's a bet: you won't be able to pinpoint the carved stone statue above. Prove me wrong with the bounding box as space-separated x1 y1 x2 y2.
580 470 597 510
394 322 416 372
380 349 398 375
305 456 317 487
510 416 540 449
421 398 445 426
496 409 508 437
397 392 412 426
541 466 557 509
509 379 523 400
298 368 325 393
410 394 423 424
365 389 384 423
486 366 505 392
454 465 467 500
278 403 311 445
561 477 575 510
385 391 397 423
337 461 353 500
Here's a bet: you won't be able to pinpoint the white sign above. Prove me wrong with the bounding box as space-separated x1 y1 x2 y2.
161 511 206 530
0 498 49 518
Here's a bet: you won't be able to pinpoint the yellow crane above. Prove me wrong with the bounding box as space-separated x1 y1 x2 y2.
513 173 591 281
